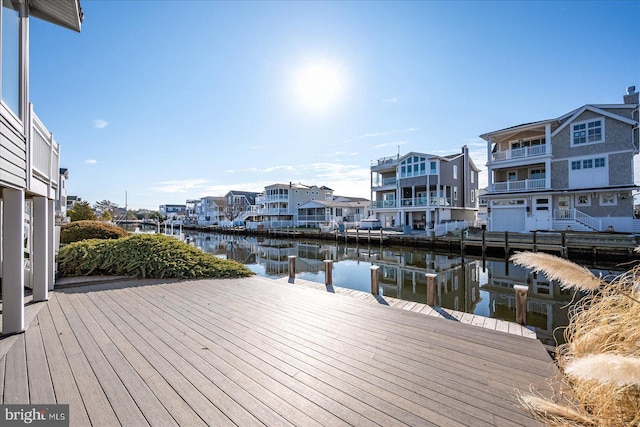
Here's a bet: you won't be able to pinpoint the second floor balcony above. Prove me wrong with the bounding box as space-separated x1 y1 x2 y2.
372 177 397 188
490 178 546 193
373 197 453 209
491 145 546 163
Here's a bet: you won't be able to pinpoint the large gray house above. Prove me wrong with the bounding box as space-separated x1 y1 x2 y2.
481 88 639 233
370 146 479 230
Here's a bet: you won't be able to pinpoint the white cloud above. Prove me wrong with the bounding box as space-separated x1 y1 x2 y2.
151 179 210 193
327 151 358 157
93 119 108 129
85 159 97 164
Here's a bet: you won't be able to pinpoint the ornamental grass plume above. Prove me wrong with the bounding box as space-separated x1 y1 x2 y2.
510 251 603 292
512 251 640 426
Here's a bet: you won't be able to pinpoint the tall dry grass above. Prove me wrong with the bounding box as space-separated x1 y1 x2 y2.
512 251 640 426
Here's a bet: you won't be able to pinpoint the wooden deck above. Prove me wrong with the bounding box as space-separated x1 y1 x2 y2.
0 276 555 426
277 277 537 338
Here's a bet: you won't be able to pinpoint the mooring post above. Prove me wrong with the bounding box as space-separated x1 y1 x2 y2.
460 229 465 256
481 229 486 254
561 232 567 258
288 255 296 280
514 285 528 325
370 265 380 295
504 231 509 256
324 260 333 286
426 273 437 306
532 230 537 252
368 228 371 244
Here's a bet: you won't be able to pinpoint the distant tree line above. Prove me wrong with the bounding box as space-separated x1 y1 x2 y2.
66 200 160 222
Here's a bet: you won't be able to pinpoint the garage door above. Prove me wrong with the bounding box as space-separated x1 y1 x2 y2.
491 207 526 232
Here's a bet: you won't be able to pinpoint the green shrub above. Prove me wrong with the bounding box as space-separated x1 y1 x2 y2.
57 234 254 279
60 220 129 244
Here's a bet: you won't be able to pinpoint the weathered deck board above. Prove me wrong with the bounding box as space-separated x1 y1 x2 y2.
0 276 554 426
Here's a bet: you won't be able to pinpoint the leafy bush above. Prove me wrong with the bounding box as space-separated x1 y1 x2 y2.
57 234 254 279
60 220 129 244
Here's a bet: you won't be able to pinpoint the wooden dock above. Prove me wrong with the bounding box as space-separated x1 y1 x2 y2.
1 277 555 426
276 276 537 339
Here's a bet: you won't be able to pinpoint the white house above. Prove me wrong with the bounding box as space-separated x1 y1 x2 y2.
481 88 639 233
1 1 83 334
297 196 370 228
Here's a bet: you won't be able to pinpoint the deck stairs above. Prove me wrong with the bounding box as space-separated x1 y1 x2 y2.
552 219 592 232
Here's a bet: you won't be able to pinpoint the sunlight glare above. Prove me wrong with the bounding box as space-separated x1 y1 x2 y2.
294 60 345 111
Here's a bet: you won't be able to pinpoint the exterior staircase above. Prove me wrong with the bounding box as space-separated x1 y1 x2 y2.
553 209 601 232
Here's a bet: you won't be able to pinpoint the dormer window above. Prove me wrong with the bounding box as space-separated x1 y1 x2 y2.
572 118 604 145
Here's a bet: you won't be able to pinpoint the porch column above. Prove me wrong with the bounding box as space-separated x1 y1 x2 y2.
48 199 55 290
32 196 49 301
545 158 551 189
487 137 493 189
545 124 552 156
2 189 25 334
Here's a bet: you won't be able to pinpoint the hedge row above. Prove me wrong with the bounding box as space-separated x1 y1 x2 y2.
60 220 129 244
57 234 254 279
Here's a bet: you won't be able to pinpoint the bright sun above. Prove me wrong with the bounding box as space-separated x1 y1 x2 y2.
293 60 345 111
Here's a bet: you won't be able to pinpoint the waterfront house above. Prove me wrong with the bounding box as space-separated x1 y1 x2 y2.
370 146 479 230
194 196 227 226
297 196 370 228
159 203 187 222
250 183 335 228
481 88 640 233
0 0 82 334
224 190 259 224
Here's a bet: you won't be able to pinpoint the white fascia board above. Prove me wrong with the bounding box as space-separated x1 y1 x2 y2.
479 119 557 141
552 105 638 137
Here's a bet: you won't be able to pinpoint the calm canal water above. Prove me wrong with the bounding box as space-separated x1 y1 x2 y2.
133 226 627 346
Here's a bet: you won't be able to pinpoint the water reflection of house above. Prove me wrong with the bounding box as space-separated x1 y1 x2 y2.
483 261 574 345
375 251 481 312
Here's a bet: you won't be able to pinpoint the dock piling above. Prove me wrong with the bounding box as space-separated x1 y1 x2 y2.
426 273 437 306
514 285 528 325
288 255 296 280
324 260 333 286
370 265 380 295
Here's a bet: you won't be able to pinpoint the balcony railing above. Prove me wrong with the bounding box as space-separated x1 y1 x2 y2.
374 197 452 208
373 177 397 187
491 178 546 193
256 208 291 215
372 200 397 208
491 145 546 162
256 194 289 203
29 105 60 194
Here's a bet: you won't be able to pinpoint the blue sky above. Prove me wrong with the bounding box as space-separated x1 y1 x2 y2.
28 1 639 210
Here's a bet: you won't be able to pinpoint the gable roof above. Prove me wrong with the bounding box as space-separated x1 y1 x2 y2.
552 105 638 137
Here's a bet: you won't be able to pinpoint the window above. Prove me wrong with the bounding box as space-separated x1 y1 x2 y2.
582 159 593 169
576 195 591 207
453 186 458 201
572 119 603 145
453 165 458 179
600 193 616 206
595 157 606 168
530 169 546 180
470 171 474 184
507 171 517 181
430 161 437 174
571 161 581 170
2 3 20 117
471 190 475 203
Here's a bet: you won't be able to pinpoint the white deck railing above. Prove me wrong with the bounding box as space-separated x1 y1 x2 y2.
492 145 546 162
553 208 602 231
491 178 546 193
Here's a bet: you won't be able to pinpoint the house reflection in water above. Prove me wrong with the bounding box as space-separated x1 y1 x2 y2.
185 232 617 346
